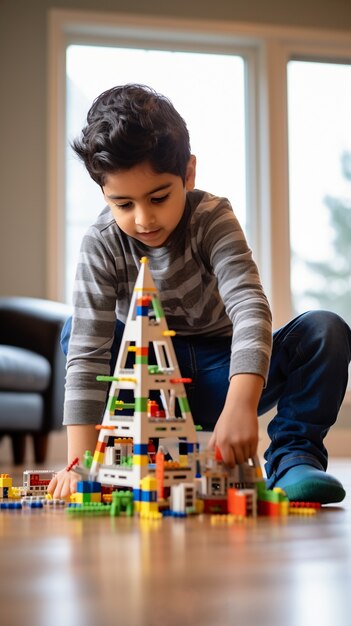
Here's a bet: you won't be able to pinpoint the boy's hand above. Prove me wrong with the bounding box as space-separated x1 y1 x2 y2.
47 468 80 500
47 424 97 499
208 373 263 466
208 404 259 466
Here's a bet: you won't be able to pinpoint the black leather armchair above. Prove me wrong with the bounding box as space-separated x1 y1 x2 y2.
0 297 71 464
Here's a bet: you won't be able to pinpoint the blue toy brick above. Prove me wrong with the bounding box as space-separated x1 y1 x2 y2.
133 488 141 501
140 490 157 502
29 501 44 509
77 481 92 493
89 481 102 493
136 306 149 316
178 441 188 455
133 444 148 455
1 501 22 509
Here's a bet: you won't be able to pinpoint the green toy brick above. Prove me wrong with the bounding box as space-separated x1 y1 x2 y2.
178 397 190 413
135 397 148 412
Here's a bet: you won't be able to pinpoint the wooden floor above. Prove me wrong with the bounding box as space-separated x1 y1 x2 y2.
0 458 351 626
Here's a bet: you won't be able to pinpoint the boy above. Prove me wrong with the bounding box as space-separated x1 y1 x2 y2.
48 84 351 502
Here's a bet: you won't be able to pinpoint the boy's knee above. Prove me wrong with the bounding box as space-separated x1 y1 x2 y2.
301 310 351 356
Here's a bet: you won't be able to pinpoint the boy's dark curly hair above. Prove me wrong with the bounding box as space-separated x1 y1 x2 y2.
72 84 191 185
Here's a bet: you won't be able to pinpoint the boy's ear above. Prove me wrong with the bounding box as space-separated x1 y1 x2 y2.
185 155 197 191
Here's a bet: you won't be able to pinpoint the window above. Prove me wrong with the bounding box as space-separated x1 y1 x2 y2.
65 45 247 303
288 60 351 330
48 10 351 334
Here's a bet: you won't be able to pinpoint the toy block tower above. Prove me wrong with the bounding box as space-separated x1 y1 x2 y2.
90 257 198 493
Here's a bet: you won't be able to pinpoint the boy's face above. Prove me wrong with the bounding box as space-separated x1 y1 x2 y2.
102 158 196 247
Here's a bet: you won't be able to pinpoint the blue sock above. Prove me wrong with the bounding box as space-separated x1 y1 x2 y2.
272 464 345 504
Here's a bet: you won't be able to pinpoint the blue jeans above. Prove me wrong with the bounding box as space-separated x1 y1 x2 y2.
61 310 351 486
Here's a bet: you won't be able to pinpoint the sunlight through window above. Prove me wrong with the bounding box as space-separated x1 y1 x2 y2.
288 60 351 328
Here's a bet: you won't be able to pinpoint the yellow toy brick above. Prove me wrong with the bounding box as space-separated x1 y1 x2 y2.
140 475 157 491
93 451 105 464
90 493 101 503
0 474 12 488
280 501 290 516
140 501 159 514
133 454 149 466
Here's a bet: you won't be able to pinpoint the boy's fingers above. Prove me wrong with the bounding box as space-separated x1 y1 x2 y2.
232 447 245 466
52 471 67 499
208 433 215 449
68 476 78 497
61 481 71 500
249 442 258 460
47 476 57 495
220 443 235 467
242 444 252 462
53 482 63 500
206 433 257 466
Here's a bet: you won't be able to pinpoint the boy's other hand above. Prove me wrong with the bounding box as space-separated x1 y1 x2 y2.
47 468 79 500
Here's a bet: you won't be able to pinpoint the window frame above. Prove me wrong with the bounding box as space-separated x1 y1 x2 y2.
48 9 351 330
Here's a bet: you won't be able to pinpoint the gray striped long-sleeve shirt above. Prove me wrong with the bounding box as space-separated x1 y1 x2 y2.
63 189 272 425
